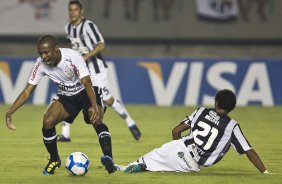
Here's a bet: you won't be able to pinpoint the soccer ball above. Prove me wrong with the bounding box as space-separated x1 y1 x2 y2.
65 152 90 176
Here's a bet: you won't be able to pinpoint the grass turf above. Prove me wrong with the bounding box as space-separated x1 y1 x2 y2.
0 105 281 184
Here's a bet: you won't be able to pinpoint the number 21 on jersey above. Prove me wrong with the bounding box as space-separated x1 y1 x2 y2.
193 121 219 150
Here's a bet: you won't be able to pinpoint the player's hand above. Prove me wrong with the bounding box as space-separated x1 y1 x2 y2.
263 170 275 174
88 106 99 123
6 112 16 131
265 172 275 175
83 54 90 61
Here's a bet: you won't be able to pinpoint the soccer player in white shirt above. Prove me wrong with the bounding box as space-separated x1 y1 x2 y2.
57 0 141 142
121 89 271 174
5 35 116 174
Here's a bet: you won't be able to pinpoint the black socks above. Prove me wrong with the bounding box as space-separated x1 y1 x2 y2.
94 124 112 158
42 127 59 160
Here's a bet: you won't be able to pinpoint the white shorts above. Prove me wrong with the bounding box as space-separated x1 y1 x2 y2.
91 71 113 101
135 139 200 172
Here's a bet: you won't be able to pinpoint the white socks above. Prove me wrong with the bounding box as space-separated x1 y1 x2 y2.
61 121 71 138
111 99 135 127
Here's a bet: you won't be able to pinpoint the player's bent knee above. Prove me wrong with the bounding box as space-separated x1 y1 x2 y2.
84 117 92 124
92 121 104 128
83 106 104 124
97 106 104 119
43 115 57 129
83 115 103 124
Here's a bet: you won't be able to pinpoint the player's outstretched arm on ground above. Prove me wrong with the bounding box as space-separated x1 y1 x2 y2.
171 121 190 140
80 76 99 123
245 148 270 174
5 84 36 130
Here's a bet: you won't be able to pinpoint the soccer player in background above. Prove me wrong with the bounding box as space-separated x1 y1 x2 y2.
121 89 271 174
57 0 141 142
5 35 116 174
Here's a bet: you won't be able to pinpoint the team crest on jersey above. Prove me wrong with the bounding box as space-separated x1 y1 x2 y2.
64 66 75 79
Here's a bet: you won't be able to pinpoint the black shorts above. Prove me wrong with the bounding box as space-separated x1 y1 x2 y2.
56 86 102 124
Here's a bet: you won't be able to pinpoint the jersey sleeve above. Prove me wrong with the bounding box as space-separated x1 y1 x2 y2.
183 108 200 126
231 124 252 155
71 51 90 79
28 59 45 85
85 21 105 44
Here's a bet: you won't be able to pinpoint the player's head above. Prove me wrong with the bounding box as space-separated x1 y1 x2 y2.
214 89 236 113
68 0 83 23
37 35 61 66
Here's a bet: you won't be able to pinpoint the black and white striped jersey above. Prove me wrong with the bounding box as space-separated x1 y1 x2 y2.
64 18 107 74
182 107 252 167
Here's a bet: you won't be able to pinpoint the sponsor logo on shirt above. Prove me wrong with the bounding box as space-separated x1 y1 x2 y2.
56 82 83 92
30 62 41 81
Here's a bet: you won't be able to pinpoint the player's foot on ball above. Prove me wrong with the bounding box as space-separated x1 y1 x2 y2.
57 135 71 142
129 124 141 140
124 164 146 173
101 155 116 174
43 157 61 175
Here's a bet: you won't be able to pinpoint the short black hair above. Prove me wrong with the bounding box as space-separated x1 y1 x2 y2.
215 89 236 113
37 35 58 48
68 0 83 9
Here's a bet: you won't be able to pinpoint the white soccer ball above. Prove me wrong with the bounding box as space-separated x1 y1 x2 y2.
65 152 90 176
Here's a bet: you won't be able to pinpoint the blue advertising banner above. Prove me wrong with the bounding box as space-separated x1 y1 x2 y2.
0 57 281 106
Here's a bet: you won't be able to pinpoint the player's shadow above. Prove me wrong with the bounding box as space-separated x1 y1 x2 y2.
145 169 255 177
196 170 256 176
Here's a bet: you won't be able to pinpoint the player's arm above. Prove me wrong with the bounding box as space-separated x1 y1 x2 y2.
83 22 105 61
231 124 271 174
172 119 190 140
80 75 99 123
245 149 269 173
172 109 199 140
6 84 36 130
83 42 105 61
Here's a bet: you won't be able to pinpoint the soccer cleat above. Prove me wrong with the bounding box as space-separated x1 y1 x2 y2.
57 135 71 142
124 164 146 173
129 125 141 140
43 157 61 175
101 155 116 174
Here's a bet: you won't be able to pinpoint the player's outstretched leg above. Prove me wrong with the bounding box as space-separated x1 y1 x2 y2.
57 121 71 142
109 98 141 140
124 163 147 173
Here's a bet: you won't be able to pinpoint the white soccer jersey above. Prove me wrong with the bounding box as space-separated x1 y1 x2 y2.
28 48 90 96
64 18 108 75
182 107 252 167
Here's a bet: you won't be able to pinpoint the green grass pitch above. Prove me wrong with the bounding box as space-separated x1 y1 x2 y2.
0 105 281 184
